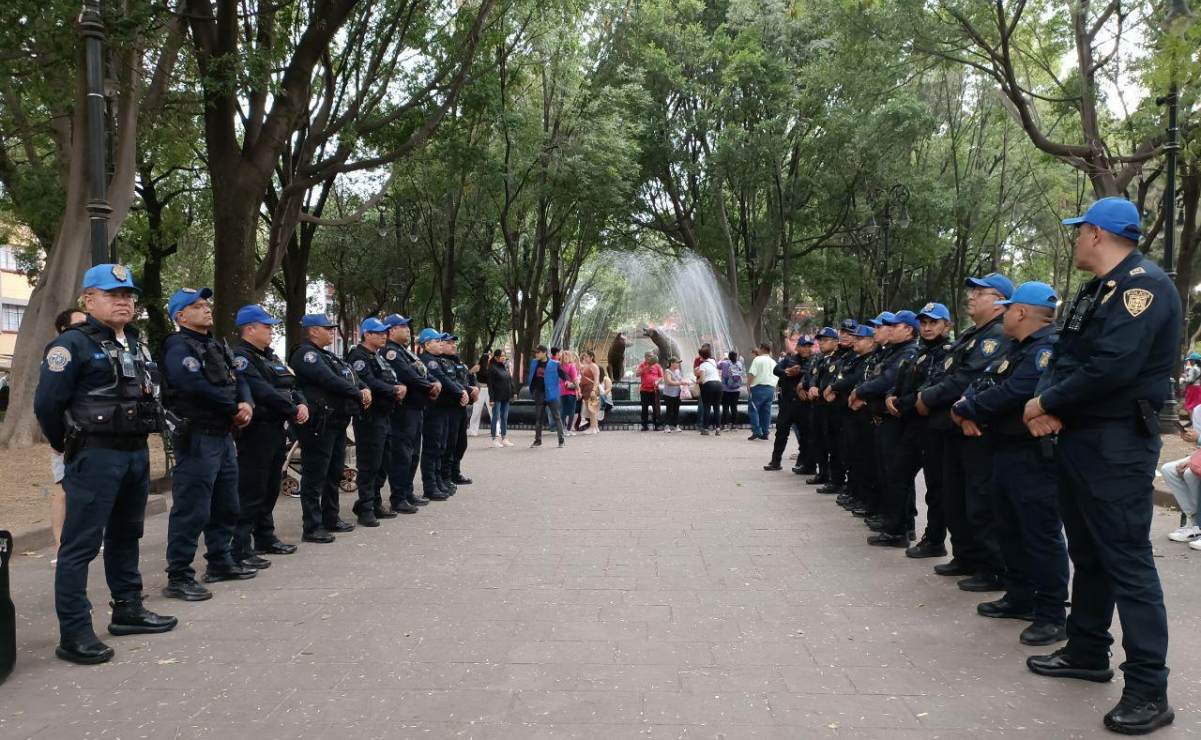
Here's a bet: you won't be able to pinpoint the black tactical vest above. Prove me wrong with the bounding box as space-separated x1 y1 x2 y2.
67 323 161 436
161 331 238 428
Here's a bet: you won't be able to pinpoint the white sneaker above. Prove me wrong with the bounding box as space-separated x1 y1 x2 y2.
1190 538 1201 551
493 438 504 448
664 427 673 433
1169 525 1201 542
502 438 514 447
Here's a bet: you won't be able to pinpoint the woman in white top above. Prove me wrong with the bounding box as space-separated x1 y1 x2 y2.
694 346 723 435
661 358 685 432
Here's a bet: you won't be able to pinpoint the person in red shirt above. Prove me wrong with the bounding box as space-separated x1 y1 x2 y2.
637 352 664 431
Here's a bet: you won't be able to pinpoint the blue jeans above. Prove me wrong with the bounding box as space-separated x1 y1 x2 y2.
749 385 775 437
490 400 511 438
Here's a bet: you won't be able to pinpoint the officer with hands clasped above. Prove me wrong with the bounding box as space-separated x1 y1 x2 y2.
347 318 404 528
34 264 177 664
291 315 371 543
444 335 477 486
951 282 1069 648
382 314 438 512
915 272 1011 592
1023 198 1180 735
418 329 467 500
231 304 307 567
161 287 256 602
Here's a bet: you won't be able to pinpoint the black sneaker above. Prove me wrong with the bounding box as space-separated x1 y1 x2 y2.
905 537 946 559
203 564 257 583
1027 647 1113 683
162 577 213 601
356 512 381 528
374 508 400 519
1020 622 1067 646
763 463 782 471
237 554 272 570
108 598 178 636
55 634 114 665
1104 696 1174 734
302 529 335 543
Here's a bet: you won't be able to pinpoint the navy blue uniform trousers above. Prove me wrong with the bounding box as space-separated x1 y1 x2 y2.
166 432 239 579
387 408 423 508
298 415 349 532
234 420 288 557
352 412 389 516
942 433 1003 577
1056 422 1169 700
56 445 150 639
992 438 1069 624
421 406 450 493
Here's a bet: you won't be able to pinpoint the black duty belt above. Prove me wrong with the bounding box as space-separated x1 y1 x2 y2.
82 435 149 452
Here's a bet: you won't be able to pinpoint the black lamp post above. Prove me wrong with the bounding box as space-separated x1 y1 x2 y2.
864 183 911 309
79 0 111 266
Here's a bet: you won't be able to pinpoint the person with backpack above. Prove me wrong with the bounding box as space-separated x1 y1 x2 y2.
717 350 744 430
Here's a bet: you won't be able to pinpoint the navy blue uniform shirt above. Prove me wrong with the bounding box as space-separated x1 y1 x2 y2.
955 324 1057 431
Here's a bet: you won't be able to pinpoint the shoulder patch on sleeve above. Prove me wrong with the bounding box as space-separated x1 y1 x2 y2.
303 351 318 364
981 339 999 357
1037 348 1052 371
995 360 1009 374
1130 266 1147 276
352 359 367 372
182 356 201 372
1123 288 1154 317
234 356 249 371
965 339 976 352
45 345 72 373
944 356 954 370
385 350 397 361
428 361 439 371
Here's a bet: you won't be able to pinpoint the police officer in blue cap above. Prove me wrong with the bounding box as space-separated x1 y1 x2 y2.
885 303 953 559
1023 197 1179 734
34 264 177 664
443 334 478 486
346 317 404 527
418 330 468 498
382 314 439 512
857 310 920 544
762 337 808 472
807 327 842 487
915 272 1012 591
160 287 257 601
828 324 878 512
231 305 307 567
950 282 1068 648
291 315 371 542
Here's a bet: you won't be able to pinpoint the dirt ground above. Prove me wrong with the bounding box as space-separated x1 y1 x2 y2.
0 435 169 541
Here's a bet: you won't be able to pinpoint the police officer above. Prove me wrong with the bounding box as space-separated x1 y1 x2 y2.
231 305 307 567
161 287 256 601
34 264 177 664
856 311 919 545
417 329 465 499
382 314 439 512
762 341 805 471
915 272 1012 591
885 303 952 559
824 320 859 498
827 324 876 514
291 315 371 542
443 335 477 486
951 282 1068 648
791 337 819 476
845 312 892 520
1023 198 1179 734
806 327 840 487
347 317 404 527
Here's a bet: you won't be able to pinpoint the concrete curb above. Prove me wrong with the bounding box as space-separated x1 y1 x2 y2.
11 476 172 554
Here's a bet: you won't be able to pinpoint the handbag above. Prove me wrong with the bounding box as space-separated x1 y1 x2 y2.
1188 448 1201 477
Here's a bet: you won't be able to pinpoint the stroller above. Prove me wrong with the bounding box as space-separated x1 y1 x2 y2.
280 424 357 497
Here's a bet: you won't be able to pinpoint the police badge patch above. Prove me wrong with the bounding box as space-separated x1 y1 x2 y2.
1123 288 1154 317
45 346 72 372
353 360 367 372
981 339 999 356
182 356 201 372
304 351 318 364
428 361 439 371
234 356 249 371
1037 349 1052 370
922 302 935 313
385 350 397 361
111 264 129 281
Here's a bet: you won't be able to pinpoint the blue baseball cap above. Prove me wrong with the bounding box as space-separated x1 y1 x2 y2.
167 287 213 320
441 333 459 342
853 325 875 338
1188 352 1201 361
869 311 896 327
1062 196 1142 242
887 310 920 330
383 313 412 327
998 281 1059 310
838 318 859 332
301 314 338 328
917 302 951 321
964 272 1014 299
361 317 389 334
795 335 815 346
235 304 280 327
417 328 442 344
82 263 140 294
816 327 838 340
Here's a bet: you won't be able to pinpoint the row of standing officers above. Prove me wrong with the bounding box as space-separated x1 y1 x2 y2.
761 197 1179 736
34 278 477 667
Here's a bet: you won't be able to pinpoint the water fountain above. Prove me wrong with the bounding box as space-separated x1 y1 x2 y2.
509 250 758 429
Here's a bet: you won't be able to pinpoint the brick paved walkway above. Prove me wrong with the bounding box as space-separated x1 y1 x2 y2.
3 430 1199 738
